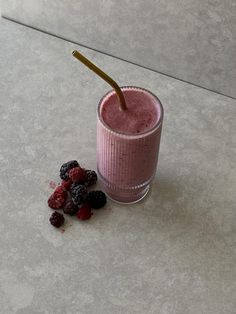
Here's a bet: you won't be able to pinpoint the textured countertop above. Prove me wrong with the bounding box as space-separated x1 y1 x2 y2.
0 18 236 314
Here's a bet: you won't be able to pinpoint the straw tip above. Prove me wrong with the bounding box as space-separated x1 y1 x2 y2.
72 50 77 56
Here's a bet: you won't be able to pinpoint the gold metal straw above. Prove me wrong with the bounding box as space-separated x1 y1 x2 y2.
72 50 127 111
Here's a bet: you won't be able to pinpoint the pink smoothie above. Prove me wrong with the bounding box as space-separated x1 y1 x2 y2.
97 86 163 203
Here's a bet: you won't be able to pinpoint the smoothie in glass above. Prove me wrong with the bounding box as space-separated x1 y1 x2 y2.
97 86 163 203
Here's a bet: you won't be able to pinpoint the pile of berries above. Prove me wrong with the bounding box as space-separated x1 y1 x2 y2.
48 160 106 228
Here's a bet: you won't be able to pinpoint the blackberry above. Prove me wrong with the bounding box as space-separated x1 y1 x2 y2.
49 211 65 228
60 160 79 180
63 201 79 216
70 183 88 205
88 191 107 209
85 170 97 187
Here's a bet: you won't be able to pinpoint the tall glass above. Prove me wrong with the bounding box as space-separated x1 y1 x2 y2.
97 86 163 204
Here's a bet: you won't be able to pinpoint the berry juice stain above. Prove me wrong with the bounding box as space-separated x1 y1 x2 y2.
49 181 57 189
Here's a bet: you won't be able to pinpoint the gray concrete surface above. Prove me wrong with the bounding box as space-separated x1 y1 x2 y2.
0 18 236 314
1 0 236 98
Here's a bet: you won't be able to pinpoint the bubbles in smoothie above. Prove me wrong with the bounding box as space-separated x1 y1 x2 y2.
101 88 160 135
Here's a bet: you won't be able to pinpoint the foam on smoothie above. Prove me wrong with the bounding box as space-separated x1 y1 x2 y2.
100 88 160 135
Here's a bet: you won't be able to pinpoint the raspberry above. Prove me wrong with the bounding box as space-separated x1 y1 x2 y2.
77 203 92 220
50 211 65 228
48 194 62 209
60 160 79 180
88 191 107 209
54 186 67 195
48 187 67 209
85 170 97 187
69 167 87 183
61 179 72 191
70 183 88 205
63 201 79 216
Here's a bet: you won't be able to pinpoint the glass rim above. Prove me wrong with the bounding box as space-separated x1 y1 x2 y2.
97 86 164 138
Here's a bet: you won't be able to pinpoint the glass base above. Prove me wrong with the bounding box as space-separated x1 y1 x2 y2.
102 184 150 204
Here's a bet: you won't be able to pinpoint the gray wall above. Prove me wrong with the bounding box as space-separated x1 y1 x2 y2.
1 0 236 98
